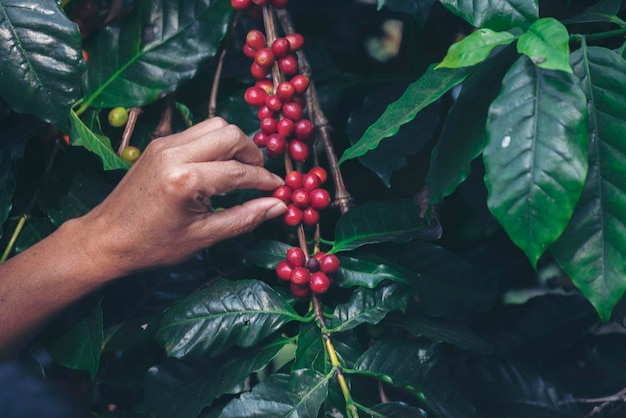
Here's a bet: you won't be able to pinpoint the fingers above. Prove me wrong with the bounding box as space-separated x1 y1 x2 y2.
192 161 284 197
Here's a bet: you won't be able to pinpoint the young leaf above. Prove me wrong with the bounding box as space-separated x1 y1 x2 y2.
483 55 589 268
551 46 626 321
218 369 330 418
330 282 409 332
46 300 103 380
0 0 84 130
156 279 302 358
438 0 538 31
517 18 572 73
436 29 516 69
338 65 472 165
331 199 434 254
334 254 409 289
81 0 233 109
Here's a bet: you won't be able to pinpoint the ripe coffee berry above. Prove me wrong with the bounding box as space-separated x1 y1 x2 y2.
265 94 283 112
302 173 321 191
290 74 309 94
266 134 287 158
283 204 303 226
272 185 292 204
271 38 291 57
303 207 320 226
254 48 275 67
282 101 303 121
306 257 320 272
278 55 299 75
231 0 251 10
320 254 340 274
289 140 309 162
310 272 331 294
246 30 266 50
310 188 331 210
255 79 274 94
243 44 257 59
253 131 268 147
294 119 314 141
293 95 306 108
290 267 310 285
276 82 296 101
276 260 293 281
313 251 326 261
260 117 277 134
290 283 310 297
277 118 295 137
285 171 303 189
291 188 311 208
286 247 306 267
257 106 275 120
286 33 305 51
250 62 270 79
309 167 328 184
244 86 267 107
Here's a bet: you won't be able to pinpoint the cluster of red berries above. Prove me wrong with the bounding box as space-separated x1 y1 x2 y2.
276 247 340 297
273 167 330 226
242 29 313 162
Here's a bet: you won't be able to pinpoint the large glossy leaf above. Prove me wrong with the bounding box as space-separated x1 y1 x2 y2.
517 18 572 73
437 29 516 69
364 402 427 418
563 0 624 25
438 0 538 31
483 55 589 268
218 369 330 418
330 282 409 332
156 279 302 358
338 65 471 165
80 0 232 109
330 199 434 254
292 322 326 373
242 240 291 270
144 336 291 418
334 254 409 289
427 45 517 202
0 0 84 130
46 300 103 379
551 46 626 321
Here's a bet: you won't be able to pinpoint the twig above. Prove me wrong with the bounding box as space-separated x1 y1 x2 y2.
208 13 240 118
561 387 626 418
117 107 142 155
378 381 390 404
151 95 174 138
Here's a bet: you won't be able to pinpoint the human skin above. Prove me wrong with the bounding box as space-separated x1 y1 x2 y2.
0 118 287 359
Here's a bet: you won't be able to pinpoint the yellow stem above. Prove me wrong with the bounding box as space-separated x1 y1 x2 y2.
0 214 28 263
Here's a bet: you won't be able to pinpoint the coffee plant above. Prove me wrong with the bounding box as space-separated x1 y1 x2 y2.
3 0 626 416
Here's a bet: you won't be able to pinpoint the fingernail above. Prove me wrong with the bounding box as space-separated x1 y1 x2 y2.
264 201 288 221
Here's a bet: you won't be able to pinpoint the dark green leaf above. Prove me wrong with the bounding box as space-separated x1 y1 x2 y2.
0 0 84 130
43 173 111 226
427 45 517 202
242 240 292 270
483 55 589 267
437 29 516 69
81 0 233 109
330 282 409 332
338 65 471 165
363 402 427 418
438 0 538 31
379 0 435 27
69 110 131 171
334 254 409 289
292 322 326 373
420 373 477 418
144 336 291 418
331 199 435 254
156 279 302 358
218 369 330 418
15 216 56 253
517 18 572 73
551 46 626 321
562 0 624 25
46 300 103 379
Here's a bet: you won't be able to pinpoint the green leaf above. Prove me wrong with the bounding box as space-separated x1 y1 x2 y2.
330 282 409 332
427 45 518 202
551 46 626 321
81 0 233 109
563 0 624 25
156 279 302 358
379 0 435 27
483 55 589 267
242 240 292 270
292 322 326 373
144 336 291 418
218 369 330 418
334 254 409 289
364 402 427 418
331 199 434 254
338 65 472 165
0 0 84 130
69 110 131 171
437 29 516 69
438 0 538 31
517 18 572 73
46 300 103 379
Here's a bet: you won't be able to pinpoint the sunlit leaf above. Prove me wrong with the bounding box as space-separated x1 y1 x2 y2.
438 0 538 30
517 18 572 73
437 29 516 69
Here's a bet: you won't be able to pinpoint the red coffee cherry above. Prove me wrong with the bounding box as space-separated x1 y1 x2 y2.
313 251 326 261
278 55 299 75
294 119 314 141
244 86 267 107
320 254 340 274
277 118 295 138
232 0 252 10
243 44 257 59
253 131 268 147
246 30 267 50
270 0 289 8
286 247 306 267
309 167 327 184
288 140 309 162
303 207 320 226
257 106 276 120
251 0 267 5
290 74 309 94
285 171 303 190
290 282 310 297
310 272 331 294
291 188 311 209
276 82 296 101
272 185 292 204
276 260 293 281
254 48 275 67
309 188 330 210
290 267 310 285
271 37 291 57
255 79 274 95
265 94 283 112
302 173 321 191
250 62 270 79
260 117 278 134
286 33 305 51
282 101 303 121
283 204 303 226
306 257 320 272
266 134 287 158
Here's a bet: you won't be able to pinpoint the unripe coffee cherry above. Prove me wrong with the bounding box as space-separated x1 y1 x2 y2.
282 101 303 121
288 140 309 162
253 131 268 147
276 260 293 281
121 146 141 162
294 119 314 141
290 267 310 285
285 171 303 190
276 82 296 101
278 55 299 75
108 107 129 127
283 204 303 226
302 173 321 191
246 30 266 50
291 188 311 208
290 74 310 94
254 48 275 67
277 118 295 137
272 185 292 204
310 188 331 210
310 272 331 294
244 86 267 107
271 38 291 57
286 247 306 267
266 134 287 158
303 207 320 226
320 254 340 274
290 282 310 297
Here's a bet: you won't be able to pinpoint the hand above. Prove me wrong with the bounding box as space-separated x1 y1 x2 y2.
76 117 286 277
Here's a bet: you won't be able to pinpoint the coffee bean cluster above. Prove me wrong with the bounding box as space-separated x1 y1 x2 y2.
272 167 331 226
276 247 340 297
